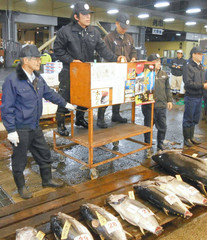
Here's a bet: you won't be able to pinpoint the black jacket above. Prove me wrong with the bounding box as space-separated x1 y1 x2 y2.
169 57 186 76
154 69 172 108
183 59 206 98
54 22 117 68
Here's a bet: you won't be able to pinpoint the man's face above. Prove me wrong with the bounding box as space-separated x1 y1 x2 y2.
177 52 183 59
116 22 127 35
75 13 91 28
25 57 41 71
153 58 161 71
192 52 203 63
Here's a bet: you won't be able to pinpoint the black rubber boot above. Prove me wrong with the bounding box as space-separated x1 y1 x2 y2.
56 113 69 136
75 110 88 128
13 172 33 199
183 127 193 147
40 166 64 188
111 105 127 123
157 132 166 151
190 126 201 145
97 107 108 128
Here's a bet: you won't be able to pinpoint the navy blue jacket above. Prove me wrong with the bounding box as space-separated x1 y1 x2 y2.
1 64 67 133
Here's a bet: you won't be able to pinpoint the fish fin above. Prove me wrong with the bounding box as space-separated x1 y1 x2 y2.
124 230 133 237
100 235 105 240
163 208 169 215
184 202 194 208
139 226 145 235
154 214 161 221
198 182 207 196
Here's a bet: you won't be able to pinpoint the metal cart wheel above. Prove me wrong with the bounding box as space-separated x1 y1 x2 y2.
112 141 119 151
90 168 99 180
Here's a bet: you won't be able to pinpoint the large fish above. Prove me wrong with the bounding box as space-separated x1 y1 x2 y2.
80 203 127 240
107 194 163 235
50 212 94 240
154 175 207 206
16 227 46 240
134 180 193 218
152 150 207 187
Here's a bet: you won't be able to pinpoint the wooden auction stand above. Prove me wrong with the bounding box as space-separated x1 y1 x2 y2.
53 62 154 178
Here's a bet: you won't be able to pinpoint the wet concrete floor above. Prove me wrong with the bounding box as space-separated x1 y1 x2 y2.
0 101 207 239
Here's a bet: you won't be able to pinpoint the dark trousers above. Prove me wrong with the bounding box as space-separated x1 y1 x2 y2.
12 128 52 174
183 96 202 128
141 104 166 144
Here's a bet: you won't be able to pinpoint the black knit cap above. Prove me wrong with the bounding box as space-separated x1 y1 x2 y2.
147 53 160 61
73 1 92 15
190 46 203 57
19 45 42 58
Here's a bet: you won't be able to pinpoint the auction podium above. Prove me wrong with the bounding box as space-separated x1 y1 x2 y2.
53 62 154 178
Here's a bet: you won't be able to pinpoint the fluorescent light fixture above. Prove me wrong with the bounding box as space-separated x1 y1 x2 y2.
176 33 181 36
70 4 74 9
163 18 175 22
107 9 119 14
185 21 196 26
186 8 201 14
154 1 170 8
204 25 207 28
26 0 36 2
138 14 149 19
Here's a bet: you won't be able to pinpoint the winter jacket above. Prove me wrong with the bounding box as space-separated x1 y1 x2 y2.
154 69 172 108
1 64 67 133
169 57 186 76
54 22 117 69
183 59 206 98
104 29 137 62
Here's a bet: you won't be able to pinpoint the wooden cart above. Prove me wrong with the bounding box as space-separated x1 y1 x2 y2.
53 62 154 178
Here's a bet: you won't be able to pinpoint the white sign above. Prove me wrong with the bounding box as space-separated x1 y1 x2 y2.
152 28 164 35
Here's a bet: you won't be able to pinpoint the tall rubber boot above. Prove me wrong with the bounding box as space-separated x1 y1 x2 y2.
157 131 166 151
190 126 201 145
75 109 88 128
111 105 127 123
13 172 33 199
97 107 108 128
183 127 193 147
40 166 64 188
56 112 69 136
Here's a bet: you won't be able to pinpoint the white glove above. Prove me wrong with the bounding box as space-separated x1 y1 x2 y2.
7 131 19 147
65 103 76 111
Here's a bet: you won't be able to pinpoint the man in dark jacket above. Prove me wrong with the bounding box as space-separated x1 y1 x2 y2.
142 54 173 154
54 1 125 136
97 13 137 128
1 45 75 199
182 46 207 147
170 49 186 100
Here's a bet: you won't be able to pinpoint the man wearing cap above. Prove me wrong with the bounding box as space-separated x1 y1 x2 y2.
54 1 125 136
142 53 173 154
169 49 186 101
97 13 137 128
1 45 75 199
182 46 207 147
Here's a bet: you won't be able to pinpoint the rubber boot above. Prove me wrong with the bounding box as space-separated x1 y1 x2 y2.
56 113 69 136
40 166 64 188
13 172 33 199
75 110 88 128
97 107 108 128
111 105 127 123
157 131 166 151
190 126 201 145
183 127 193 147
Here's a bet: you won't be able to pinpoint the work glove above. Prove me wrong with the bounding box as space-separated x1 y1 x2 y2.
65 103 76 111
7 131 19 147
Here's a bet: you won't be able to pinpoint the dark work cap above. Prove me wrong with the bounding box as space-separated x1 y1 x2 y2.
19 45 41 58
190 46 203 57
73 1 92 15
116 13 130 29
147 53 160 61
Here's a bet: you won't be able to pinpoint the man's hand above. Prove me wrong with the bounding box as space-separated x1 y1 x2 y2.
65 103 76 111
117 56 127 62
172 65 176 68
204 83 207 89
130 58 136 62
7 131 19 147
167 102 173 111
72 60 82 63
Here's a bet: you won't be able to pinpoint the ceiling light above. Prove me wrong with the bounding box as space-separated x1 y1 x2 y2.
70 4 74 9
185 21 196 26
163 18 175 22
26 0 36 2
154 1 170 8
138 14 149 19
176 33 181 36
107 9 119 14
205 25 207 28
186 8 201 14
